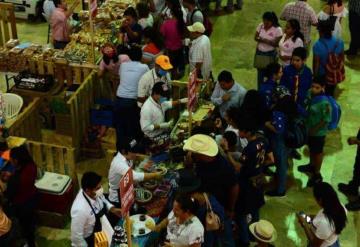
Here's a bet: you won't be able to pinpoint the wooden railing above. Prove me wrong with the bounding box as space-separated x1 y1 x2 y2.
27 140 77 185
8 97 42 141
66 71 102 148
0 3 17 47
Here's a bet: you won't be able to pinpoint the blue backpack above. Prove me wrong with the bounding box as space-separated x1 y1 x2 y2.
312 95 341 130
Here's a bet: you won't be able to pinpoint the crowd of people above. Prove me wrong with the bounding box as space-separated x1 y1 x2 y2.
1 0 360 246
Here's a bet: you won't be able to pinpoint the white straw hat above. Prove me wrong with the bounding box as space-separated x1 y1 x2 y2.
249 220 277 243
183 134 218 157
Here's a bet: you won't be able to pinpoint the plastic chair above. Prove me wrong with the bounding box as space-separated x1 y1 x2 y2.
2 93 23 120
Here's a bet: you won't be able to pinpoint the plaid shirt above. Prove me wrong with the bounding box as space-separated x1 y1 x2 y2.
349 0 360 15
280 1 318 45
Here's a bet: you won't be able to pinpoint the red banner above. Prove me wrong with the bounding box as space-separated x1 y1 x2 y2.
187 69 198 112
119 168 134 215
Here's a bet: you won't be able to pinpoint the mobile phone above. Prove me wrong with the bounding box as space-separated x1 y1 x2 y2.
298 211 311 223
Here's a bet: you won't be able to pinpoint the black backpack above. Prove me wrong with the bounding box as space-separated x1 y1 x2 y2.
284 117 308 148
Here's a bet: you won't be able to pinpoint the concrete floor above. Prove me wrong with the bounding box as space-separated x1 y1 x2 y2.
5 0 360 246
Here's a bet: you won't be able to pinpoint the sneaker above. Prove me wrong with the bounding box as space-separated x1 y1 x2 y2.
298 164 313 173
265 190 286 197
307 174 323 187
338 183 359 196
290 149 302 160
346 199 360 211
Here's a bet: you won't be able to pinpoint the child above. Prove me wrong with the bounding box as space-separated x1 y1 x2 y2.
280 47 312 107
298 76 332 186
338 127 360 210
259 62 283 110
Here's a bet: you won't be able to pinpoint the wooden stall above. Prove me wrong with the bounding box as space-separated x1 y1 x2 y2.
0 3 17 47
7 97 42 141
27 140 77 185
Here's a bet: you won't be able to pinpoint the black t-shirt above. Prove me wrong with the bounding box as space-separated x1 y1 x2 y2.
195 155 237 211
121 23 143 44
236 135 270 214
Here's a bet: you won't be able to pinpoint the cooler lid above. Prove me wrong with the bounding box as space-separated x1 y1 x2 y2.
35 171 71 194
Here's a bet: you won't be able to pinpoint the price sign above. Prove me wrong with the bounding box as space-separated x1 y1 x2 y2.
119 168 134 215
187 69 198 112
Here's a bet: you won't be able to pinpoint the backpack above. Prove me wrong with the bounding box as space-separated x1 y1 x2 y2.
312 95 341 130
191 8 213 37
285 117 308 148
319 39 345 85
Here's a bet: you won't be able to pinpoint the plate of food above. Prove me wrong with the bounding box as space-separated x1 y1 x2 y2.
142 180 158 190
134 188 153 204
155 166 167 176
124 214 156 237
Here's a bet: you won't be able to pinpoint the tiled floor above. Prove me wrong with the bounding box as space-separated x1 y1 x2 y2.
5 0 360 246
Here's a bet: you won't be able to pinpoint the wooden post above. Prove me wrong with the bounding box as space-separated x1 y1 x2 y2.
125 213 132 247
188 109 192 136
88 1 96 64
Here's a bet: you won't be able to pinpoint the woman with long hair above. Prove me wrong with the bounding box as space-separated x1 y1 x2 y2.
254 11 283 88
160 0 186 79
318 0 348 38
299 182 347 247
279 19 304 65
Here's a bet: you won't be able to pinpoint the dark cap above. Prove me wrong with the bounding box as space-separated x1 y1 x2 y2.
152 81 170 97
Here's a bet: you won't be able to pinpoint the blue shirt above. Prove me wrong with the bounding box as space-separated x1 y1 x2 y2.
313 37 344 76
210 81 247 118
259 79 277 109
117 61 149 99
280 64 312 106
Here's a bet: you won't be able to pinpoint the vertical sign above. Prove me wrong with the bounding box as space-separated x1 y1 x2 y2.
187 69 197 134
119 168 134 215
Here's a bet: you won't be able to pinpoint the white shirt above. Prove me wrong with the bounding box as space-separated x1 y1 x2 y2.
138 15 154 29
313 208 346 247
108 152 145 203
166 211 204 247
140 97 173 138
117 61 149 99
137 68 171 107
43 0 56 21
256 23 283 52
71 190 113 247
189 35 212 80
210 81 247 118
279 35 304 65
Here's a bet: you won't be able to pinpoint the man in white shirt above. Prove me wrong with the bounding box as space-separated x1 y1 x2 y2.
71 172 122 247
108 138 163 206
137 55 172 107
188 22 212 80
140 82 187 144
211 70 247 118
114 46 149 147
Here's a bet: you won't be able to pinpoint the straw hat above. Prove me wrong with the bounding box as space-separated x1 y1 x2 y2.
183 134 218 157
249 220 277 243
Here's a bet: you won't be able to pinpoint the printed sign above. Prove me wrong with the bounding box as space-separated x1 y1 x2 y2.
188 69 198 112
119 168 134 215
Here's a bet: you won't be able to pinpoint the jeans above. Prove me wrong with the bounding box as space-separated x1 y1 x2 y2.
216 0 243 9
113 97 141 147
271 132 289 194
235 209 260 245
218 216 235 247
349 11 360 53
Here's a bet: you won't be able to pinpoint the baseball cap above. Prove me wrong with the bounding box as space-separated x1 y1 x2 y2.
155 55 173 70
187 22 205 33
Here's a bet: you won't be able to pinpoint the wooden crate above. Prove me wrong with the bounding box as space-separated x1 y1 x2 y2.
0 3 17 47
26 140 77 188
7 97 42 141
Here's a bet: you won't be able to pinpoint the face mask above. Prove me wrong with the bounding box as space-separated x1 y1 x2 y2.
95 187 104 198
159 97 167 104
158 69 167 77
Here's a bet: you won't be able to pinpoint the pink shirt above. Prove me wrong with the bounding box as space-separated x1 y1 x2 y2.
160 19 183 51
99 55 130 75
279 35 304 65
51 8 69 42
256 23 283 52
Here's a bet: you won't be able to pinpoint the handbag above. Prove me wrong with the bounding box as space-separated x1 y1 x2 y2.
203 193 221 231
